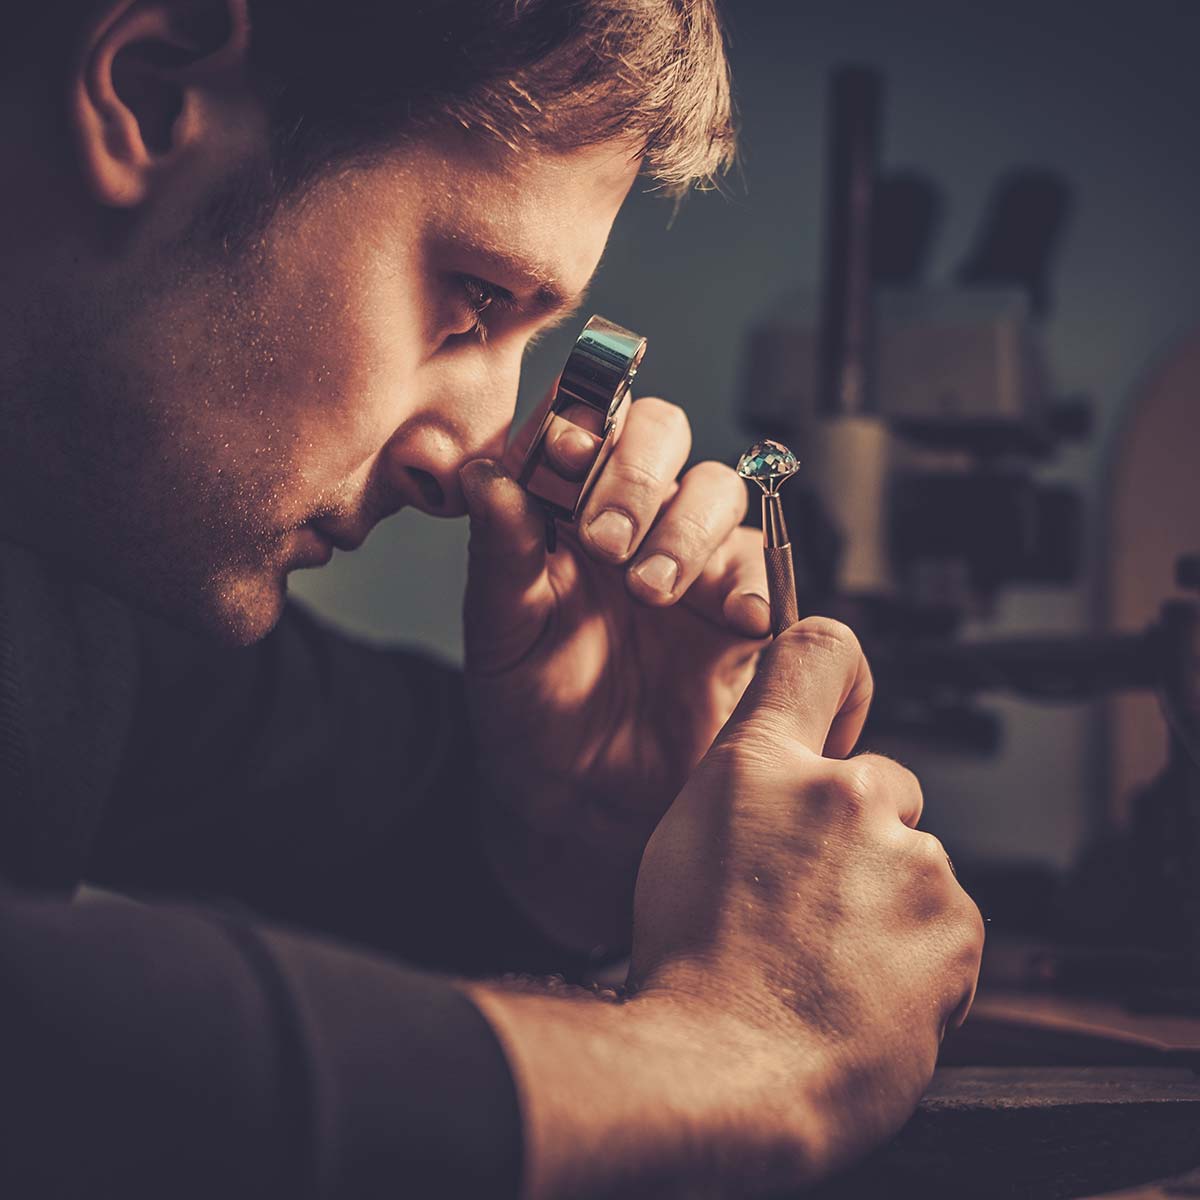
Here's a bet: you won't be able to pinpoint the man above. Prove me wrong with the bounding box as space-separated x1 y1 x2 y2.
0 2 984 1197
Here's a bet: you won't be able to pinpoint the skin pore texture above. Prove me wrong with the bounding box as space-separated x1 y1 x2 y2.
0 67 636 643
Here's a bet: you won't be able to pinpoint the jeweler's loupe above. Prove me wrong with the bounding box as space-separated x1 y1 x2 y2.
517 314 647 550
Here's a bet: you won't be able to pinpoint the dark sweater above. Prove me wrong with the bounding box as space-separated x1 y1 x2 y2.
0 538 574 1198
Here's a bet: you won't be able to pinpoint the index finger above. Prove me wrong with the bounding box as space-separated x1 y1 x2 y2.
724 616 873 758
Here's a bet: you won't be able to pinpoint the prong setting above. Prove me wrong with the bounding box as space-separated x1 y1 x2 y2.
736 439 799 496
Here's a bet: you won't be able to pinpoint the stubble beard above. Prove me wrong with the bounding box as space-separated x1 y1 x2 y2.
14 254 310 645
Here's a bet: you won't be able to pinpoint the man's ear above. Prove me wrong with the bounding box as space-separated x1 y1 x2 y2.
70 0 253 208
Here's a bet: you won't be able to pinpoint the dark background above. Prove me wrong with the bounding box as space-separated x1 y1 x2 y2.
292 0 1200 872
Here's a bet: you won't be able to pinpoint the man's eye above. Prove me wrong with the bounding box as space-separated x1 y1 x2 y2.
453 275 515 343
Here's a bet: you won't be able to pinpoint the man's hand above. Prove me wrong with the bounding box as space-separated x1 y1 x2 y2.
629 617 984 1176
469 618 984 1200
459 395 770 951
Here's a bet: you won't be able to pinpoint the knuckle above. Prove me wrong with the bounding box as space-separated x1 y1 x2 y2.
910 772 926 818
661 507 716 555
779 616 864 663
896 760 921 795
608 457 668 497
835 753 905 810
729 698 804 753
868 755 922 822
838 755 881 805
635 396 691 441
693 461 750 521
892 832 963 925
957 894 987 958
707 733 804 805
909 831 949 878
685 459 739 490
806 762 872 821
943 894 986 1001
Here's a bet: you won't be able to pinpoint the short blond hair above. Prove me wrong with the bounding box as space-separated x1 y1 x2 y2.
249 0 736 195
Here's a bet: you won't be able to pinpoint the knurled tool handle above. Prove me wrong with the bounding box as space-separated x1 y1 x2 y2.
765 542 799 638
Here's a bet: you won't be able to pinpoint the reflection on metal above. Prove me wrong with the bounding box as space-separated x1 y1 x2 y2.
518 315 647 547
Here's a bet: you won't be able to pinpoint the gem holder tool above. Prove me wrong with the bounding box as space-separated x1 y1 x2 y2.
737 440 800 638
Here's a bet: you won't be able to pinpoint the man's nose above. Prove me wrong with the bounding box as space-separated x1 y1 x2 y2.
382 351 520 517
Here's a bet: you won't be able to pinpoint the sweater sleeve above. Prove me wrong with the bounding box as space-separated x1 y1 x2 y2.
0 886 522 1200
86 600 594 979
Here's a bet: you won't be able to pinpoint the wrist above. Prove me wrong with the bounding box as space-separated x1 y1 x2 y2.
468 976 829 1200
634 953 936 1186
630 971 839 1186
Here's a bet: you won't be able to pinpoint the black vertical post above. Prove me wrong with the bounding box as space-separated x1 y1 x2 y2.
819 66 883 418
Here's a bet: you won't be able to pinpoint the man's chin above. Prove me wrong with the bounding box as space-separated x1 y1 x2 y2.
196 567 290 646
139 561 288 647
71 531 294 647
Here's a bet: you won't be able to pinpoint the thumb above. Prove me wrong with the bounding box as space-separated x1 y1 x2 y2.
460 458 556 674
716 617 874 759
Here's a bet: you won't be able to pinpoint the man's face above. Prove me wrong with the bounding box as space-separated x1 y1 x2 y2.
26 131 638 644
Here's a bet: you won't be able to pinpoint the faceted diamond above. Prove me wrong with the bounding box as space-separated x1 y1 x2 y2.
737 440 798 490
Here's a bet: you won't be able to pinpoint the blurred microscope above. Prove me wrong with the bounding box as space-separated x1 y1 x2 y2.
740 67 1200 1011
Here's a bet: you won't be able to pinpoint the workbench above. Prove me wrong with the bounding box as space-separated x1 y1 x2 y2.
808 988 1200 1199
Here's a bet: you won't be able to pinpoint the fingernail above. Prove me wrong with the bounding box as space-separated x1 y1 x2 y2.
588 510 634 558
459 459 509 514
460 458 505 488
632 553 678 595
739 592 771 628
459 459 494 505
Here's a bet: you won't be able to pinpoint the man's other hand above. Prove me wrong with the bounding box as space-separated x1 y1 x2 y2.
459 395 770 952
629 616 984 1175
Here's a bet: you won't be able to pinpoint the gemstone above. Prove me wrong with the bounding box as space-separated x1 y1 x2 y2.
736 440 798 488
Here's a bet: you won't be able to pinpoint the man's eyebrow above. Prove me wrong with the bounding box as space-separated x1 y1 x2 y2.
439 233 587 317
529 283 589 333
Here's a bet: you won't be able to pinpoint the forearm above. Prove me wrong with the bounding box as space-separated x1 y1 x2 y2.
0 886 522 1198
468 976 828 1200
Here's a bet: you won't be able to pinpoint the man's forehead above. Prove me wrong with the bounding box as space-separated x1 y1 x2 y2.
413 131 641 295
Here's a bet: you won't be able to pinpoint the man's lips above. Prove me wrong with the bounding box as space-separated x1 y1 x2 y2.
292 525 336 566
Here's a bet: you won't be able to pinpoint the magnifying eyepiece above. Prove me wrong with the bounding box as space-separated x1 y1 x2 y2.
518 314 647 548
